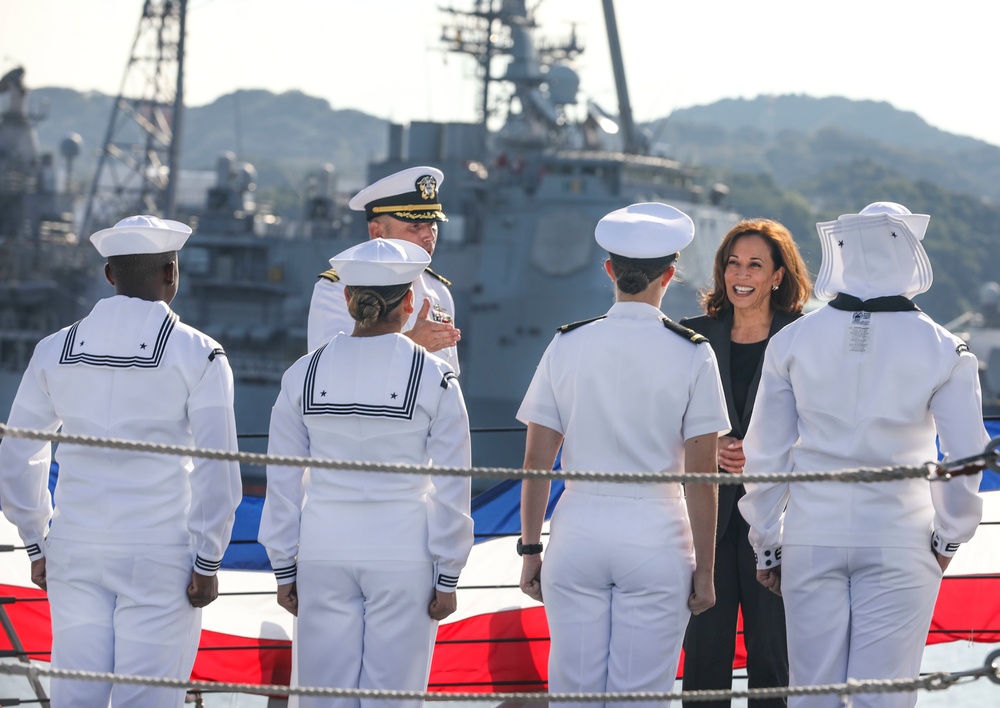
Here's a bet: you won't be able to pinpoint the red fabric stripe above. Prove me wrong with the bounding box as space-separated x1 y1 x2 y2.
2 575 998 691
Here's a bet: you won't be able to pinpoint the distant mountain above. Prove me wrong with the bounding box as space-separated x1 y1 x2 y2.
29 87 389 191
646 95 1000 204
667 95 988 153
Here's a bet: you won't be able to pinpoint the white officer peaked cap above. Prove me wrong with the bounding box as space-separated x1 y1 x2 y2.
89 214 192 257
595 202 695 259
815 201 932 300
348 165 447 223
330 238 431 286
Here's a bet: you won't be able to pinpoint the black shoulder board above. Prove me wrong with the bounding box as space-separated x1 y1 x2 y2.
557 315 607 334
440 371 458 389
661 317 708 344
425 268 451 287
208 347 227 361
318 268 340 283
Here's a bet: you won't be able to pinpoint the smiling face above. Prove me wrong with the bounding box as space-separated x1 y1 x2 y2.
724 234 785 316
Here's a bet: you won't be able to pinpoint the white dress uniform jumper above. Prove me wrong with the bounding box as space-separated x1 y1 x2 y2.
259 238 474 708
0 216 243 708
518 203 731 707
739 203 988 708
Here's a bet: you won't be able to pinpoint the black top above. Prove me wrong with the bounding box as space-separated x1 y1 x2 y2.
730 340 768 417
680 309 802 540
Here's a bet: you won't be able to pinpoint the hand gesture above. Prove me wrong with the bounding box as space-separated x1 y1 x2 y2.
406 298 461 353
718 436 746 474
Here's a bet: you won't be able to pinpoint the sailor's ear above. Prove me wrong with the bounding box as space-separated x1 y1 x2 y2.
104 262 115 286
163 259 177 285
604 259 615 280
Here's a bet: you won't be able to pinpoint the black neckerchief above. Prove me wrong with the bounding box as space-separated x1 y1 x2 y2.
828 293 920 312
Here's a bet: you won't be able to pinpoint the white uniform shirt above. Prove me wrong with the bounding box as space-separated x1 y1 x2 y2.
259 332 473 591
517 301 730 492
307 270 460 375
739 306 987 565
0 296 243 573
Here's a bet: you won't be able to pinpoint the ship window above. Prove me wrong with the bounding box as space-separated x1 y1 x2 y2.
183 246 210 275
440 214 466 244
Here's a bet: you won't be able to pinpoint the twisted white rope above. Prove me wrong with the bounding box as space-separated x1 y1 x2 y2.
1 422 987 485
0 658 996 702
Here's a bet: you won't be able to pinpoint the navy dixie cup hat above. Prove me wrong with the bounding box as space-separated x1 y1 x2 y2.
90 215 192 257
348 166 448 223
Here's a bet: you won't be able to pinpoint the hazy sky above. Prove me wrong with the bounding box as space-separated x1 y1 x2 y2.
3 0 999 146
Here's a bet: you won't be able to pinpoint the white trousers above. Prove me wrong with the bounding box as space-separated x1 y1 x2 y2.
295 560 437 708
44 539 200 708
541 489 695 708
781 545 942 708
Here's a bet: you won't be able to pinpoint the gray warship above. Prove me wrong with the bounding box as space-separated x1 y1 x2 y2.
1 0 741 477
0 67 99 416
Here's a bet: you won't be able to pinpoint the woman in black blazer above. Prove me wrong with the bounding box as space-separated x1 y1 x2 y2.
681 219 812 707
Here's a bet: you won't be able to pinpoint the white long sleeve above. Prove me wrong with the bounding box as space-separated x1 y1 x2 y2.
426 374 474 590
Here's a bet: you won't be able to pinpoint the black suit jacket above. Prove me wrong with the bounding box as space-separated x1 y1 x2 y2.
680 309 801 540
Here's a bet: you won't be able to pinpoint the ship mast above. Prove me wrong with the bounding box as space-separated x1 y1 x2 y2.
83 0 187 233
601 0 644 154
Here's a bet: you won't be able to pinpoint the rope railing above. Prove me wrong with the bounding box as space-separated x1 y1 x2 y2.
1 423 996 485
0 424 998 703
0 651 997 703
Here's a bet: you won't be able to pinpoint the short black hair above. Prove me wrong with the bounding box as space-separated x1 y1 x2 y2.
107 251 177 287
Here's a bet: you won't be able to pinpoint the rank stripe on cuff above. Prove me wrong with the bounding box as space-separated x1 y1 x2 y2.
931 531 962 557
436 573 459 589
274 565 297 581
25 543 41 558
195 556 223 573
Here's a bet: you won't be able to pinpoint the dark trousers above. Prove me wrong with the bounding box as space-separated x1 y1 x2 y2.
682 510 789 707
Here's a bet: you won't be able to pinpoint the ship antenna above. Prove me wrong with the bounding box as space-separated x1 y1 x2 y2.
83 0 187 234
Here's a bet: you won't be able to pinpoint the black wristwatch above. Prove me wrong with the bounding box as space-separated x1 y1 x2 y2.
517 537 544 556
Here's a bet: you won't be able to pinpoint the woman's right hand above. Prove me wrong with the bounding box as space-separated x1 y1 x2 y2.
718 436 746 474
520 555 543 602
277 581 298 616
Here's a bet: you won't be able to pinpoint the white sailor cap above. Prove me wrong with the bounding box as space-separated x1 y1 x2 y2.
329 238 431 286
595 202 695 259
815 201 932 300
89 215 192 257
348 166 447 223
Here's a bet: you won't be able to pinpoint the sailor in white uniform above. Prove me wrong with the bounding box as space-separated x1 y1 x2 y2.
260 238 474 708
739 202 988 708
0 215 243 708
517 203 730 707
306 166 460 374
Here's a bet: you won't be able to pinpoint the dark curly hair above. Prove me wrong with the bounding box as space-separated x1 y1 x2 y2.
700 219 811 317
